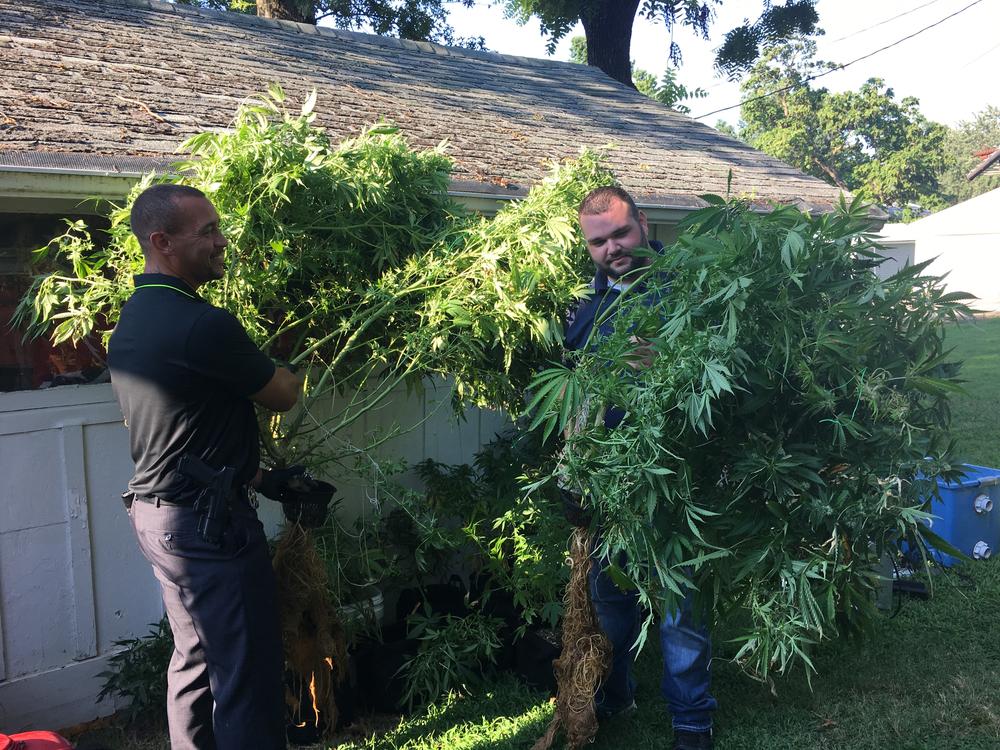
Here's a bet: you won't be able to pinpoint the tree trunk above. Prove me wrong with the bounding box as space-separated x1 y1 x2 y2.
257 0 314 24
813 157 849 190
580 0 641 89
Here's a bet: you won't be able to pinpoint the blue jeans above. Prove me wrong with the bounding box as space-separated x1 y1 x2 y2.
588 555 717 732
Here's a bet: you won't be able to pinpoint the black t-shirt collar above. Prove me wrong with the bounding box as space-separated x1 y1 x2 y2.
132 273 203 301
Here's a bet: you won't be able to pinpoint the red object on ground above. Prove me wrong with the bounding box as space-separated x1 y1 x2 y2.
0 731 73 750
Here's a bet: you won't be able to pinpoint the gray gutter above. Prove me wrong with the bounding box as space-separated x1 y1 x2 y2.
1 153 876 223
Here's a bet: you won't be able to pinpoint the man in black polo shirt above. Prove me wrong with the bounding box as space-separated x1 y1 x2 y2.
108 184 301 750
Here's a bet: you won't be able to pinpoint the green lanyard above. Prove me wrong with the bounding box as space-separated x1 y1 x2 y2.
133 283 199 300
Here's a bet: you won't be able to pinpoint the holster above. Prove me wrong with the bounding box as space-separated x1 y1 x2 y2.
178 455 236 547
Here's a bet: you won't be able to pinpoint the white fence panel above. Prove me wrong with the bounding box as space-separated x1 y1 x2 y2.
0 384 145 731
0 379 508 731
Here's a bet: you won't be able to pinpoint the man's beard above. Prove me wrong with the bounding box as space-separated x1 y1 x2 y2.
604 227 650 281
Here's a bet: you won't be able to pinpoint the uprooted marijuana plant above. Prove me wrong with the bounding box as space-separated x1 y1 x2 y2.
12 88 612 734
14 86 611 475
528 195 971 685
14 87 970 727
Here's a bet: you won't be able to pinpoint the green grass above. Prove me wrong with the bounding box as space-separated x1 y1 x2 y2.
945 317 1000 468
74 319 1000 750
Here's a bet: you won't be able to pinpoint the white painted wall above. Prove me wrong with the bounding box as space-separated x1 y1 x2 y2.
0 384 153 731
0 380 507 732
877 189 1000 312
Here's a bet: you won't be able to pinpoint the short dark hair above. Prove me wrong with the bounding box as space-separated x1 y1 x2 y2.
578 186 641 223
130 183 207 253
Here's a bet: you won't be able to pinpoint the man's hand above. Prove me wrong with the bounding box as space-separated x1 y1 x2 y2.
625 336 655 370
257 465 308 502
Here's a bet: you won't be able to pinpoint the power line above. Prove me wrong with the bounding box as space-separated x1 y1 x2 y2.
694 0 987 120
957 37 1000 69
827 0 949 43
695 0 949 95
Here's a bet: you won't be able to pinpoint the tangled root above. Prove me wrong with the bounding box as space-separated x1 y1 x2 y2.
273 522 348 737
532 528 612 750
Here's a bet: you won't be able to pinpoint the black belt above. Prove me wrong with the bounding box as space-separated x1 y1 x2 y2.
132 485 256 508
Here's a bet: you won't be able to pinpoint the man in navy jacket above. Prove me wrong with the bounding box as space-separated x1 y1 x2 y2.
565 186 716 750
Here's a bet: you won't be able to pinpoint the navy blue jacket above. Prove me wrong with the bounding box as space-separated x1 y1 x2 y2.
564 240 666 428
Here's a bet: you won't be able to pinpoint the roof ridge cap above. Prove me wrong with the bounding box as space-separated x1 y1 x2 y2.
124 0 323 36
122 0 596 72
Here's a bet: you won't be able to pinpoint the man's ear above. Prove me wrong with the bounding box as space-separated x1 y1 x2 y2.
149 230 171 256
638 210 649 237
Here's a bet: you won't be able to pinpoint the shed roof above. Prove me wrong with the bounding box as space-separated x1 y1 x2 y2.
0 0 847 213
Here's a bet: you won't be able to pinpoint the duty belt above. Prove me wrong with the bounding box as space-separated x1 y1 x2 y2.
128 484 257 509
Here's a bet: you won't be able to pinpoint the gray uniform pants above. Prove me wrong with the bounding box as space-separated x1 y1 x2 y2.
130 499 286 750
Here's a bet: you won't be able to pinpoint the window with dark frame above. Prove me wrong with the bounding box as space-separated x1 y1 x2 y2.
1 213 110 392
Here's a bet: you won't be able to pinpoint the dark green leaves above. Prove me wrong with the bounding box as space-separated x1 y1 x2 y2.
533 195 969 680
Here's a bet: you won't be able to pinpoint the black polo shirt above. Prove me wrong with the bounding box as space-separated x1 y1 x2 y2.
108 274 275 504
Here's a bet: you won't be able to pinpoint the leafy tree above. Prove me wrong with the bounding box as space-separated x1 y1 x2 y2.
180 0 480 46
506 0 819 87
736 40 948 210
713 119 739 138
569 35 706 114
939 105 1000 205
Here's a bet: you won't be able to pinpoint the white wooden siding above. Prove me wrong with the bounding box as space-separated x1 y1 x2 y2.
0 380 507 731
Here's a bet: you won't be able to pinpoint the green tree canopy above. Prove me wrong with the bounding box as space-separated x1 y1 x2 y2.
182 0 481 46
939 105 1000 205
507 0 819 87
735 40 948 211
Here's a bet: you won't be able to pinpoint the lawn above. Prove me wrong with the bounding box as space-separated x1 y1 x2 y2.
73 318 1000 750
945 316 1000 468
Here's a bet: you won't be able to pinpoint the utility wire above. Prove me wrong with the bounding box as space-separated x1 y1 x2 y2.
827 0 949 43
696 0 948 94
957 37 1000 69
694 0 987 120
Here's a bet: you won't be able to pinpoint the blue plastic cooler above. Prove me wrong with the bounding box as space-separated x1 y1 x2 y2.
924 464 1000 566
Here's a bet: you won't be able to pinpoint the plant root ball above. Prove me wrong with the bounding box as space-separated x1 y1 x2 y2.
273 522 348 737
532 528 611 750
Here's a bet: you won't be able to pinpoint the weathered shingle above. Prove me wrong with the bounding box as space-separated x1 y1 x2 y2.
0 0 846 211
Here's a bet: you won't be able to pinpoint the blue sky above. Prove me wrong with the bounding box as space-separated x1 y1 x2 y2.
445 0 998 129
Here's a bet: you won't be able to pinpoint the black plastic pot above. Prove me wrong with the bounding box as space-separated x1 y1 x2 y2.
351 635 418 713
513 628 561 694
282 479 335 528
395 575 468 622
469 572 523 629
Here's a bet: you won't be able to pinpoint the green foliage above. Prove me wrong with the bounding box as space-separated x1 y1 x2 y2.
527 194 970 680
506 0 818 85
412 429 569 630
640 68 708 114
180 0 484 48
736 39 948 210
939 105 1000 205
15 88 612 477
311 499 400 608
399 609 504 710
97 616 173 723
11 219 140 348
570 35 707 115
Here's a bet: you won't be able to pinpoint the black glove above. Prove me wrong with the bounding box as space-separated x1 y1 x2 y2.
272 358 299 374
560 488 592 528
258 465 308 502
